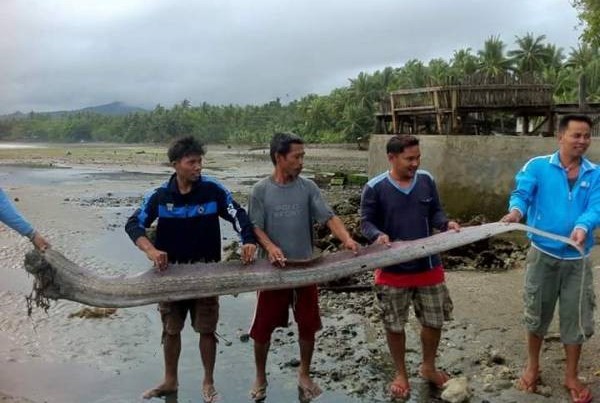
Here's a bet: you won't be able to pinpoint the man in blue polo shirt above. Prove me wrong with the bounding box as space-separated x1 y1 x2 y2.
502 114 600 403
361 134 459 400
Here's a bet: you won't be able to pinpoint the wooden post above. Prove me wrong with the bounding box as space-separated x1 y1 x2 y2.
390 95 398 133
450 88 458 133
523 115 530 135
547 110 555 137
433 90 442 134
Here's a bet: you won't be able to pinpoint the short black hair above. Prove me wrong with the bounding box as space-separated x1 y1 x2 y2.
386 134 419 154
558 114 593 133
269 132 304 165
167 136 206 162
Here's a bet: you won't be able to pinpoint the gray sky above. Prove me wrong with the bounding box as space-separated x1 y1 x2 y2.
0 0 584 114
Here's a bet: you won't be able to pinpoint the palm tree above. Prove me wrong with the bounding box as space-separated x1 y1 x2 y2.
508 33 549 76
397 59 429 88
477 36 513 79
427 58 451 86
566 43 600 70
544 44 565 70
450 48 478 81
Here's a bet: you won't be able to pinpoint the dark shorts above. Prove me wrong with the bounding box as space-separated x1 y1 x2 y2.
158 297 219 336
376 283 453 332
249 285 322 344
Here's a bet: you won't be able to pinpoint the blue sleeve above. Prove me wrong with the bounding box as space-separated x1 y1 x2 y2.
125 188 159 243
0 188 35 237
575 174 600 233
216 184 256 245
508 160 538 217
429 180 449 231
360 184 383 243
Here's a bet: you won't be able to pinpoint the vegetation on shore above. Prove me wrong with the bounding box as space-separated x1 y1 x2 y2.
2 3 599 145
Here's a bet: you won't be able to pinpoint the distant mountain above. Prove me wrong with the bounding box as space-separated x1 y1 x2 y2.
78 101 148 116
1 102 148 119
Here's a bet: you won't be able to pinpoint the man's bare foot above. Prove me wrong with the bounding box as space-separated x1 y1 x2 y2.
515 366 540 393
419 366 450 389
389 375 410 399
141 382 178 399
564 377 592 403
202 383 219 403
298 373 322 401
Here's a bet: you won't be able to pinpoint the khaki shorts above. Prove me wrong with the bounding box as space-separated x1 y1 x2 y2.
158 297 219 336
376 283 453 332
524 247 596 344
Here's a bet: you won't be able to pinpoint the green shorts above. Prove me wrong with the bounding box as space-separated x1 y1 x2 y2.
524 247 596 344
376 283 453 332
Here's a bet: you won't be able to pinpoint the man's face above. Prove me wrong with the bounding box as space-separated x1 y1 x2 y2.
559 120 592 158
276 143 305 178
389 145 421 180
173 154 202 183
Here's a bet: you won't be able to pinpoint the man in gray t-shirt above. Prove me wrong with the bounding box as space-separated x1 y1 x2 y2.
248 132 359 402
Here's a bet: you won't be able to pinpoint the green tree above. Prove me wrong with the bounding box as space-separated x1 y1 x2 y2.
477 36 513 78
573 0 600 47
508 33 549 76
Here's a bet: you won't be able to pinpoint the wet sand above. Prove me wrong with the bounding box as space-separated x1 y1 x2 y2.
1 143 599 402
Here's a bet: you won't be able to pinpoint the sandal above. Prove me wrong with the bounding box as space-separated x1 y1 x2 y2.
249 382 268 402
202 384 219 403
564 383 593 403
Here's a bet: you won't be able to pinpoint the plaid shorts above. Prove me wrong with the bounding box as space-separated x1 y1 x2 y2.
376 283 453 332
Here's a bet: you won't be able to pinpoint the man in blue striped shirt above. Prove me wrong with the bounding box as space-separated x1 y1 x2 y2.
126 136 256 402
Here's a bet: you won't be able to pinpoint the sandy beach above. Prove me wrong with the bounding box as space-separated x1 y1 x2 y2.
1 143 599 402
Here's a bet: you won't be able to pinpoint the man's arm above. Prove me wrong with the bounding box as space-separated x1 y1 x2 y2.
216 185 257 264
502 160 538 222
571 174 600 246
360 185 388 244
326 215 359 253
253 226 286 267
125 189 167 270
0 188 50 250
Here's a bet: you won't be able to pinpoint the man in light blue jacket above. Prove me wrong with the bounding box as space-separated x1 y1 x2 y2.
0 187 49 250
502 114 598 403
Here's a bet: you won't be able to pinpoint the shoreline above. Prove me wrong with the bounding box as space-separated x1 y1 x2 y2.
1 143 599 402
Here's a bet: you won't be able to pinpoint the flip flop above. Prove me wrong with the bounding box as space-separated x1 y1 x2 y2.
515 372 540 393
249 382 268 402
141 386 178 400
564 384 593 403
389 380 410 400
298 381 322 402
202 384 219 403
419 369 450 389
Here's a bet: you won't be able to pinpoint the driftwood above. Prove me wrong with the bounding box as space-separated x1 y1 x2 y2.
23 223 580 309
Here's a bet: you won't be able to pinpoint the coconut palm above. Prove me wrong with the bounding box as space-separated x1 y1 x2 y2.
508 33 549 76
477 35 513 79
450 48 478 81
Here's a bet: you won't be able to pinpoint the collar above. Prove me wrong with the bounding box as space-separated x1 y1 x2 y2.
549 151 596 174
167 173 201 195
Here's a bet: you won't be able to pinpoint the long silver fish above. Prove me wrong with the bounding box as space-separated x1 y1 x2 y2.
24 223 581 308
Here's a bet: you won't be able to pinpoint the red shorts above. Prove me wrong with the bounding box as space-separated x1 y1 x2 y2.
249 285 322 344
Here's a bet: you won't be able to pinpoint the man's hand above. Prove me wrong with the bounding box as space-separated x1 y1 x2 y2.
31 232 50 251
341 237 360 254
266 244 287 267
501 210 522 223
241 243 257 264
570 228 587 248
146 248 168 271
447 221 461 232
375 233 391 247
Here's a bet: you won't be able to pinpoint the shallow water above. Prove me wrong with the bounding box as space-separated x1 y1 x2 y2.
0 165 371 403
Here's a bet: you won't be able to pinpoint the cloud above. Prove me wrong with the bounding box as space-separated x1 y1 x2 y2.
0 0 582 113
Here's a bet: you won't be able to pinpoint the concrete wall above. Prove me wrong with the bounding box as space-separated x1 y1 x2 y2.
368 135 600 220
